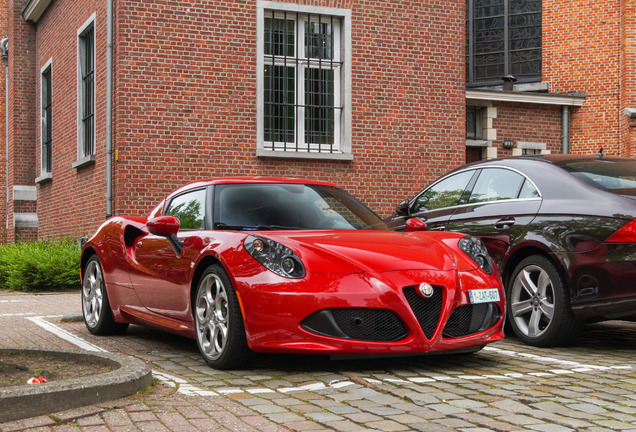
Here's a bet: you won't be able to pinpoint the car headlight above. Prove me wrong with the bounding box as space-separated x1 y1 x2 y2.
244 236 306 279
458 236 494 274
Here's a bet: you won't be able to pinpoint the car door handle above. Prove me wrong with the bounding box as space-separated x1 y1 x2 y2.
495 218 515 230
429 224 446 231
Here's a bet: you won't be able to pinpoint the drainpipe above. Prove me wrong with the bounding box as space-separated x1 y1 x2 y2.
1 37 8 230
561 105 570 154
106 0 113 218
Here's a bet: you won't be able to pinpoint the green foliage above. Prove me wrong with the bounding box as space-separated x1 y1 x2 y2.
0 239 81 292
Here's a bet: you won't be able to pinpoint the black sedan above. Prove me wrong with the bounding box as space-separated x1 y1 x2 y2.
386 154 636 347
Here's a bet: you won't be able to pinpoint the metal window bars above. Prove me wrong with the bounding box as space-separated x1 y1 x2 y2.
264 10 343 153
81 26 94 157
42 67 52 173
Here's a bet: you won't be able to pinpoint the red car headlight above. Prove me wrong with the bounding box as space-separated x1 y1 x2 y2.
244 236 306 279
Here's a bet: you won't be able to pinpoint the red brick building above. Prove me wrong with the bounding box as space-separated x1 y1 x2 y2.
0 0 633 242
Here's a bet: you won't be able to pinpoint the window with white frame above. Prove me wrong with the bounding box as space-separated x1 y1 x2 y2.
78 18 95 161
41 61 52 175
257 2 351 159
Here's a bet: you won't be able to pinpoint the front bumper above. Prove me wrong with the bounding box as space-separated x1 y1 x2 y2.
229 263 505 355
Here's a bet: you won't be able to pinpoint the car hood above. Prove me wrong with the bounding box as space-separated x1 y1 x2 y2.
263 230 457 273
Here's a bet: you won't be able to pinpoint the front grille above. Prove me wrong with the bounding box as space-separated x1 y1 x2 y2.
301 308 408 342
443 303 501 338
331 309 407 342
403 285 444 339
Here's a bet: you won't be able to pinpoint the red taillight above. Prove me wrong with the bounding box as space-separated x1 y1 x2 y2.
606 218 636 243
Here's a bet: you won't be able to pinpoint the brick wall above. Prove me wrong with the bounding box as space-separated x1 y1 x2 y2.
33 0 109 239
7 0 36 243
21 0 466 240
620 0 636 158
0 0 7 243
492 102 563 156
543 0 624 156
104 0 466 225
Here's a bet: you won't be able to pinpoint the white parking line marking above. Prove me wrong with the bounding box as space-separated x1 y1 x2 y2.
279 382 327 393
0 313 36 317
153 371 218 397
330 380 355 389
27 316 107 352
484 346 582 366
28 314 634 397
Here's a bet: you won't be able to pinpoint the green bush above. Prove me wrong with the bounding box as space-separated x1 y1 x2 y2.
0 239 81 292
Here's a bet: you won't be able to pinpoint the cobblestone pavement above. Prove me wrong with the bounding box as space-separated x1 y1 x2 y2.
2 291 636 432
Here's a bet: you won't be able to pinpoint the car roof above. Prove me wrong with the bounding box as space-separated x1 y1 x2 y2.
169 177 339 196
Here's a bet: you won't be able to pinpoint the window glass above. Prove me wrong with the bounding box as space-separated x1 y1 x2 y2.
412 170 475 212
214 183 388 230
466 0 541 86
262 9 344 153
41 66 52 174
556 159 636 190
469 168 525 203
165 189 206 230
518 179 540 198
79 24 94 157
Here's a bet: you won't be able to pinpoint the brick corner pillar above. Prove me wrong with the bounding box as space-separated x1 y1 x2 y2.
6 0 37 243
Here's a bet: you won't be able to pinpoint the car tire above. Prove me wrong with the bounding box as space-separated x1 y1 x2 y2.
507 255 581 347
82 255 129 335
194 264 251 369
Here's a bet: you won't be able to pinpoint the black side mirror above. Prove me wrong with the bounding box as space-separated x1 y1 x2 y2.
396 199 410 216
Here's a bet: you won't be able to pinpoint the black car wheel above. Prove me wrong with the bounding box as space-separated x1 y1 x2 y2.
194 264 251 369
508 255 581 347
82 255 129 335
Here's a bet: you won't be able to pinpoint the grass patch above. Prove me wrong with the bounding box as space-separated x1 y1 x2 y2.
0 239 81 291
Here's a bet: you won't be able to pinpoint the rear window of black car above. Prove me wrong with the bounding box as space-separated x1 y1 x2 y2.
555 158 636 192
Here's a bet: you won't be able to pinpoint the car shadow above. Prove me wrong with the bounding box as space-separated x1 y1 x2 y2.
117 320 636 373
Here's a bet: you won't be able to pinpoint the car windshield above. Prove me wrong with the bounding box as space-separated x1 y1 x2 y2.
213 183 390 231
554 158 636 192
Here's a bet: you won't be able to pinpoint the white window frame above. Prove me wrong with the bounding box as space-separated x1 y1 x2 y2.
74 13 96 169
256 1 352 160
36 58 53 183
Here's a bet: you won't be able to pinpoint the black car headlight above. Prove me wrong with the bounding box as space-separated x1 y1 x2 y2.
458 236 493 275
244 236 306 279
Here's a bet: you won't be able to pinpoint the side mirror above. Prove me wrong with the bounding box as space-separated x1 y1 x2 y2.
405 218 427 232
147 216 183 255
395 199 410 216
147 216 180 236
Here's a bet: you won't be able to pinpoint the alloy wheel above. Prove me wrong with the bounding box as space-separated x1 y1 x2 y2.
195 273 229 361
82 259 104 329
510 263 556 339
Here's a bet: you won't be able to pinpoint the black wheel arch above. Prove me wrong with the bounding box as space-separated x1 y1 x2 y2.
80 247 98 276
190 255 226 310
502 244 571 294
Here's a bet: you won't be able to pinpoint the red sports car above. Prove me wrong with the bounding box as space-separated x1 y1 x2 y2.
81 178 505 369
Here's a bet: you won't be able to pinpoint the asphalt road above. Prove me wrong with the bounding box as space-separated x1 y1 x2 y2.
1 291 636 432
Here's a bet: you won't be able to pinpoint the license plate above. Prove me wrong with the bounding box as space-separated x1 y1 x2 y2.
468 288 500 304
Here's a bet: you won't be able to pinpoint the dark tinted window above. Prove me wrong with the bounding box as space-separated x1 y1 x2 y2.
466 0 542 86
555 159 636 191
213 183 388 230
